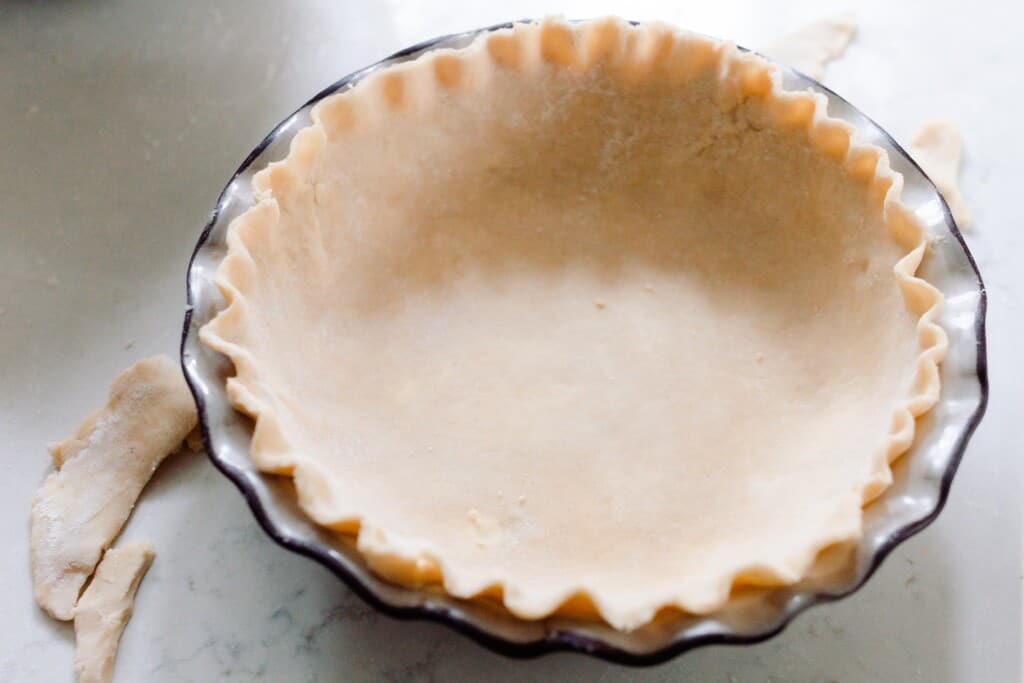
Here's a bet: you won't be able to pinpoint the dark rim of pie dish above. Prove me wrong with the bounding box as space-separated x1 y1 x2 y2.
181 20 989 666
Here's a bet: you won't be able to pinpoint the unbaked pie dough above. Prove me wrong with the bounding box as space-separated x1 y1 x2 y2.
201 17 946 630
73 541 154 683
31 355 196 620
762 14 856 81
911 121 970 229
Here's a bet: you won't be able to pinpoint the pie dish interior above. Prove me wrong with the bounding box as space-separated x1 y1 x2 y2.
199 17 945 631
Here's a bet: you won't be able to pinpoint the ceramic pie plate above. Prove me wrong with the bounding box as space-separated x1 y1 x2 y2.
180 20 988 664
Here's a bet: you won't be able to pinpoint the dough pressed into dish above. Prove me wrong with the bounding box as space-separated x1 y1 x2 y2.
200 17 946 630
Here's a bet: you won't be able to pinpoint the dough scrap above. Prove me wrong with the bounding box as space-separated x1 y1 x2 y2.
73 541 154 683
911 121 970 229
762 15 856 81
31 355 196 620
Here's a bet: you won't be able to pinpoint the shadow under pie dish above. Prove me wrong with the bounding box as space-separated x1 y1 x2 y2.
183 17 987 661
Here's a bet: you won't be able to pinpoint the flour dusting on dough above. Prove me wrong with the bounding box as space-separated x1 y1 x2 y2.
31 355 196 620
911 121 971 229
762 15 857 81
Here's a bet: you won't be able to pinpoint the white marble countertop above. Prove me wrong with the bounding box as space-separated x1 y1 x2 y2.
2 0 1021 680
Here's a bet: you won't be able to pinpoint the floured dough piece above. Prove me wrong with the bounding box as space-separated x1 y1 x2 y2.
31 355 196 620
73 541 154 683
911 121 970 229
762 15 856 81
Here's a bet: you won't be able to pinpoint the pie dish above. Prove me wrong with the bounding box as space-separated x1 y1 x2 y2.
201 15 943 629
183 18 987 662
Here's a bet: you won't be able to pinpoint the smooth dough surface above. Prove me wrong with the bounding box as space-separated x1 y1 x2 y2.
201 19 944 630
73 541 154 683
31 355 196 620
912 120 970 229
762 15 856 81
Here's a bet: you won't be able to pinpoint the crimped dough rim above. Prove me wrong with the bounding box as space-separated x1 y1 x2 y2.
200 17 946 631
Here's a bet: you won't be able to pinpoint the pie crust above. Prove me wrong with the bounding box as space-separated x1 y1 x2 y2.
200 17 946 630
